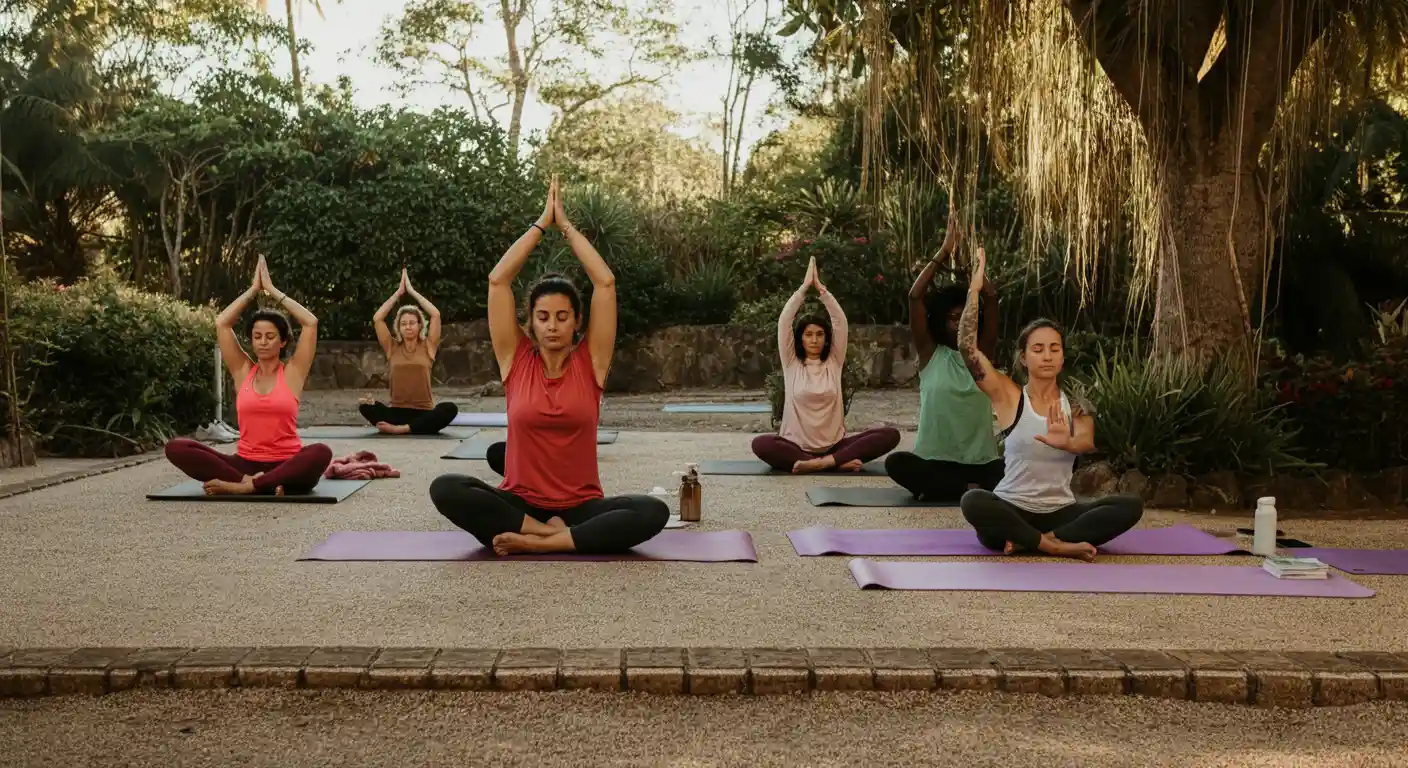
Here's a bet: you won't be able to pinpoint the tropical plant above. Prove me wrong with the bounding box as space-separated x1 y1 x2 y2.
1076 349 1306 477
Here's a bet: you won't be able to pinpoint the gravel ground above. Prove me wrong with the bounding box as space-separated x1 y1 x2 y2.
2 689 1406 768
0 427 1404 650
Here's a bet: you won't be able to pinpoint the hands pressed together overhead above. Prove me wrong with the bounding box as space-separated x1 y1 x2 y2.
536 174 572 232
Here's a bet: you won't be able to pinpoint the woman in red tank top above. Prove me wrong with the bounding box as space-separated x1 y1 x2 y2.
429 176 668 555
164 256 332 495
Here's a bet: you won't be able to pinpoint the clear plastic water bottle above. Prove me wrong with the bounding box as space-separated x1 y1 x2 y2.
1253 496 1278 556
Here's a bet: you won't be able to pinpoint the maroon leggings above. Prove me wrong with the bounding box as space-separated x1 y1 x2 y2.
164 438 333 494
750 426 901 472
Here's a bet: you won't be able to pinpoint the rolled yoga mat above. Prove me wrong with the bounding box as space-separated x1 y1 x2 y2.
1294 548 1408 575
449 412 509 427
298 426 477 440
805 486 957 507
662 403 771 414
846 559 1376 597
442 431 619 460
299 529 759 562
147 478 370 504
699 459 888 476
789 524 1246 557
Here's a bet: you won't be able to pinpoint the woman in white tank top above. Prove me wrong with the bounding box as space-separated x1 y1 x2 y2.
950 248 1142 561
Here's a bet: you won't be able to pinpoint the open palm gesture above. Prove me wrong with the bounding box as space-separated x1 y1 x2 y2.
1033 401 1075 450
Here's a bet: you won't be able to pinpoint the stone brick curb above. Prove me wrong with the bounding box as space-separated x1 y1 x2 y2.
0 454 162 501
3 647 1407 707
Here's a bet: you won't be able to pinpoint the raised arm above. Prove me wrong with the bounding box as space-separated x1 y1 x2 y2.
777 259 812 366
372 272 404 356
554 177 615 388
403 269 442 356
909 205 964 367
258 257 318 396
488 181 553 380
978 278 999 362
814 266 847 369
958 248 1020 415
215 268 260 384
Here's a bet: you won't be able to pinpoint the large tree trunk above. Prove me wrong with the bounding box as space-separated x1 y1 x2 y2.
285 0 305 110
1152 154 1267 372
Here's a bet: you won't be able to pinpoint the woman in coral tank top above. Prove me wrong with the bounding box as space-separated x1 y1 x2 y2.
429 176 668 555
164 256 332 495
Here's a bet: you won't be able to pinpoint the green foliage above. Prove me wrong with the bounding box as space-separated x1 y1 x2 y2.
259 107 533 339
1075 349 1306 478
765 355 870 431
672 260 738 325
740 234 907 324
9 276 215 457
1262 339 1408 472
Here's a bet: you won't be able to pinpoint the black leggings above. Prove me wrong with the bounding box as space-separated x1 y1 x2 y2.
359 401 458 435
428 474 670 554
885 451 1004 501
959 489 1144 552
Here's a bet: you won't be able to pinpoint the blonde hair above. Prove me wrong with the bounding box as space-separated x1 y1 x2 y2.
393 305 428 341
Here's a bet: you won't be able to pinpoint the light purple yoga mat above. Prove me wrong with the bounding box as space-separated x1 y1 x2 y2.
847 560 1375 597
299 529 758 562
788 524 1245 557
1295 548 1408 575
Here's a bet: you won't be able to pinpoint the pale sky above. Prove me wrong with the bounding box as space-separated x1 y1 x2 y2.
284 0 802 158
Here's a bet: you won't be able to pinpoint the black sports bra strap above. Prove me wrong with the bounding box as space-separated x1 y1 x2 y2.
999 389 1024 439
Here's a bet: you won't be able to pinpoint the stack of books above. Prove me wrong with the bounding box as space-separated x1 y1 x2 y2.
1262 555 1329 579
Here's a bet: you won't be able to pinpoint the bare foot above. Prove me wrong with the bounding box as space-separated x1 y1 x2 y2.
375 422 410 435
1039 533 1097 562
838 459 863 472
545 517 568 532
791 457 832 474
492 532 552 555
1003 540 1018 555
203 478 255 496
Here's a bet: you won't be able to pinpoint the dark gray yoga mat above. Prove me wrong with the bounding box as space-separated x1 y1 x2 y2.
443 431 620 460
298 426 478 440
147 478 369 503
699 459 888 476
806 486 957 507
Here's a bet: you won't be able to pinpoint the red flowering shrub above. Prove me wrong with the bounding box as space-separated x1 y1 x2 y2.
1261 338 1408 471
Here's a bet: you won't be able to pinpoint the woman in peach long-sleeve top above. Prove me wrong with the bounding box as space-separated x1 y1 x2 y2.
750 256 901 473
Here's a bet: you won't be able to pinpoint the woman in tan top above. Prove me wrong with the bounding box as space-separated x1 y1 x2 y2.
751 256 900 473
359 268 459 434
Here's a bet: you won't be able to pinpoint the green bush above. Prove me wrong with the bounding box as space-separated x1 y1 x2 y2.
740 234 908 325
1075 349 1306 477
1262 339 1408 471
11 277 216 457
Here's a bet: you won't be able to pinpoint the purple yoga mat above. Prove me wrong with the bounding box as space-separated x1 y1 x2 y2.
847 559 1375 597
299 529 758 562
1295 548 1408 575
788 524 1245 557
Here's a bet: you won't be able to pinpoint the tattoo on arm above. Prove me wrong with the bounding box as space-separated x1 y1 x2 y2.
957 288 985 382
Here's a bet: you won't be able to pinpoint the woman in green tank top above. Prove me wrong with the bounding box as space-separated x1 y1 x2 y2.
884 207 1005 501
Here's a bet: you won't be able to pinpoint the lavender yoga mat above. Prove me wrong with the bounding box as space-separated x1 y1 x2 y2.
300 529 758 562
1295 548 1408 575
789 524 1246 557
847 560 1375 597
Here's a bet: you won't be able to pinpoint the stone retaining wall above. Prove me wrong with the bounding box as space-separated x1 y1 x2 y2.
2 646 1404 706
306 321 920 393
1073 462 1408 515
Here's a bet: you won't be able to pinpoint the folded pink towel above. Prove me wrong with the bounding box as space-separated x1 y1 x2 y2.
324 450 401 480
